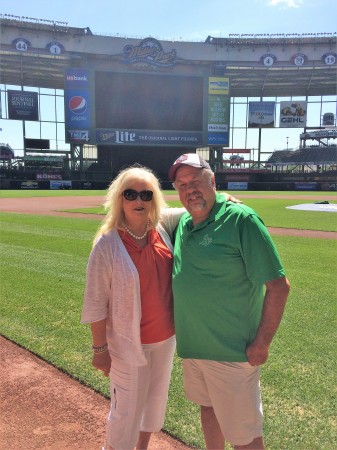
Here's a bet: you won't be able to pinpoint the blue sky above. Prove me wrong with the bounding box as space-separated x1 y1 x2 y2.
1 0 336 41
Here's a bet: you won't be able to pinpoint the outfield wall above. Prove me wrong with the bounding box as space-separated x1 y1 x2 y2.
1 178 336 191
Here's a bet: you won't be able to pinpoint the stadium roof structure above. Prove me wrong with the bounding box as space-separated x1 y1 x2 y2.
0 16 336 97
266 145 337 165
207 35 337 97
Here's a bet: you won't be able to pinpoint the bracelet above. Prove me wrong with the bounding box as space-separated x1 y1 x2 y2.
92 343 108 354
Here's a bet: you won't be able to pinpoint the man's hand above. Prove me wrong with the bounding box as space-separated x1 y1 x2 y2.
246 276 290 366
246 341 269 366
92 351 111 377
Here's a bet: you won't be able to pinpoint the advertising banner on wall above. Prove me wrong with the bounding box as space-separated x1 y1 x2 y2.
228 182 248 190
279 101 307 128
96 129 202 146
7 90 39 121
248 102 275 128
65 69 90 143
322 112 335 126
20 181 39 189
65 69 89 89
65 90 90 129
36 173 63 180
208 78 229 95
207 77 230 146
295 182 317 190
50 180 72 190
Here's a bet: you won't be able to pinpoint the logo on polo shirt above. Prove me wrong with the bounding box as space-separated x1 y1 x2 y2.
199 234 212 247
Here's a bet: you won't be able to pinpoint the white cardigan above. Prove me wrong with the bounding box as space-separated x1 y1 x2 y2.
81 208 184 366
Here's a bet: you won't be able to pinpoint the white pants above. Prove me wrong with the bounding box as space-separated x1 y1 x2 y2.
106 335 176 450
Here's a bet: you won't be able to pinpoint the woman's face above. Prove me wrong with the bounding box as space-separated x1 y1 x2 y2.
121 179 153 225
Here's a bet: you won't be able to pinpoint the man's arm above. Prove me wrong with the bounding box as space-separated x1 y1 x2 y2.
246 276 290 366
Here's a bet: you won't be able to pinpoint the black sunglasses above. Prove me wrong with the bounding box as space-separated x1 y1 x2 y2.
123 189 153 202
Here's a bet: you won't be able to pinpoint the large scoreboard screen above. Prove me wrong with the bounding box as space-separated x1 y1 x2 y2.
95 72 203 132
65 68 229 147
93 71 204 146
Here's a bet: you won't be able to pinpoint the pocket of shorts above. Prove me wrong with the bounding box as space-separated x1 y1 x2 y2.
242 361 258 369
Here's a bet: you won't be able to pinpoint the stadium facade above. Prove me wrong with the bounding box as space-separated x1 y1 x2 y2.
0 16 336 190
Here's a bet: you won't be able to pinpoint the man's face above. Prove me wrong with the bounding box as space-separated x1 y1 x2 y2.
174 165 216 224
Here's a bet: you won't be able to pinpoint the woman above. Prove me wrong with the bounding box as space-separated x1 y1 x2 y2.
81 165 184 450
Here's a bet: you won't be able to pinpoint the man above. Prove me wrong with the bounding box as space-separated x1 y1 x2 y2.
168 153 290 450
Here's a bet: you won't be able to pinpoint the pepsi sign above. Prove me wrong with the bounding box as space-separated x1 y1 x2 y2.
64 69 91 143
69 96 87 115
65 90 90 129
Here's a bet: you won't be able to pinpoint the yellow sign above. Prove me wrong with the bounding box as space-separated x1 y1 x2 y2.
208 77 229 95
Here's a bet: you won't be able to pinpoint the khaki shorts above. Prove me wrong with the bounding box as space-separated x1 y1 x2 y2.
183 359 263 446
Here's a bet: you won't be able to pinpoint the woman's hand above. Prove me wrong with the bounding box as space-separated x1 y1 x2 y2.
90 319 110 376
92 350 111 377
224 192 242 204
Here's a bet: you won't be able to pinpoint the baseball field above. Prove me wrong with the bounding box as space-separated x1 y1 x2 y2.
0 190 336 449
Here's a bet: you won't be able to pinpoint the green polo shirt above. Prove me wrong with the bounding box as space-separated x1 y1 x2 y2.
172 193 285 362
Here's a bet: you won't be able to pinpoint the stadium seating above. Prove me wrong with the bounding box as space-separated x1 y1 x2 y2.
267 145 337 165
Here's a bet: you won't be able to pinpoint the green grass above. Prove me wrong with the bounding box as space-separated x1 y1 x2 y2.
225 190 337 197
2 189 337 232
0 194 336 449
1 189 337 198
236 198 337 231
65 197 337 232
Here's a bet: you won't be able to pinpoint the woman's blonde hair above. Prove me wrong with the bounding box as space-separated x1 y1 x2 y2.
93 165 167 244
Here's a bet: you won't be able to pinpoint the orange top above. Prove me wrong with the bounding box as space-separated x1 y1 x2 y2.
119 229 175 344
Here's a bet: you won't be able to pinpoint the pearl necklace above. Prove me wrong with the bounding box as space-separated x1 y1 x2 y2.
123 218 150 240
